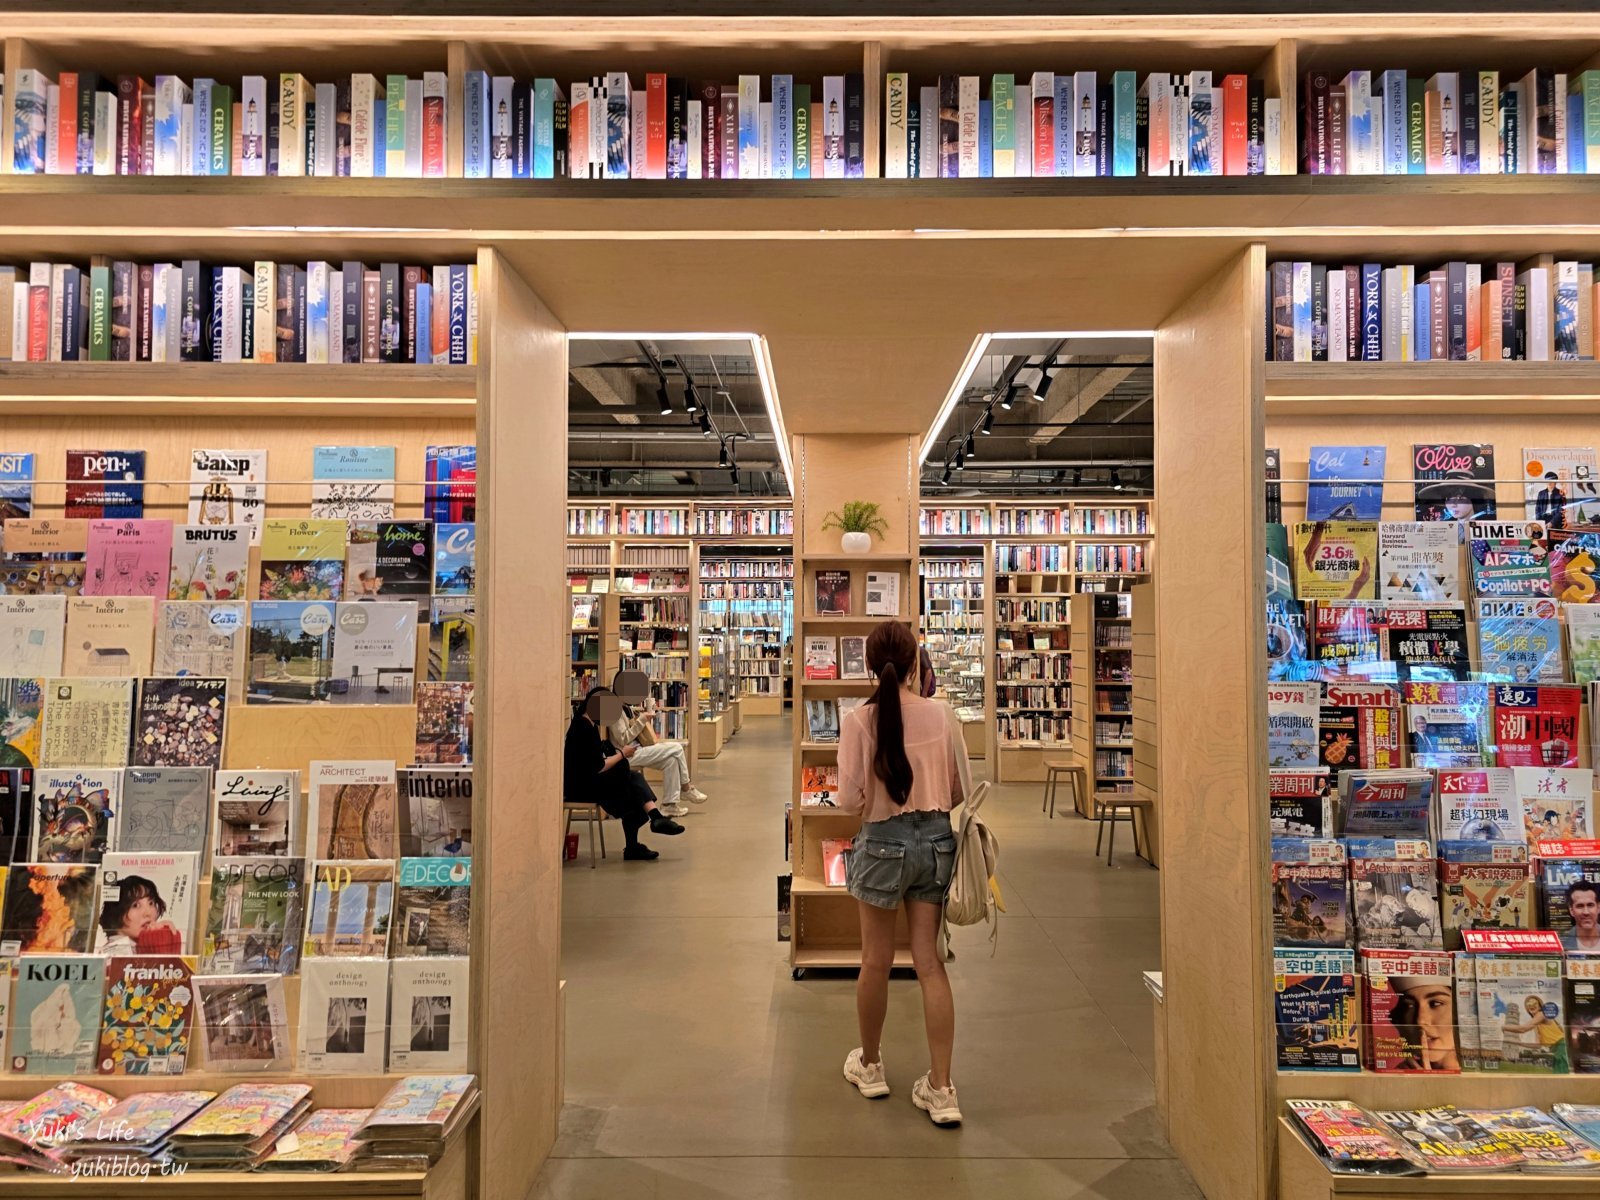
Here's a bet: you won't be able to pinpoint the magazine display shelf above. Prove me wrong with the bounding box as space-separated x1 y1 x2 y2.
918 544 988 760
788 433 918 979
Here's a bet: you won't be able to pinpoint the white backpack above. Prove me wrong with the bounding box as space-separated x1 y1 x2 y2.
944 779 1003 945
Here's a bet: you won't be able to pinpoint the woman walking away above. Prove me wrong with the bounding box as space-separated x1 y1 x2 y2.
837 620 968 1125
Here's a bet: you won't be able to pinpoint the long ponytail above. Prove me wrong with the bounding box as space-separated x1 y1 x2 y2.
865 621 919 806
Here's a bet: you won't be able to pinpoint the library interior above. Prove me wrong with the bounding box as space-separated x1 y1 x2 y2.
3 4 1600 1200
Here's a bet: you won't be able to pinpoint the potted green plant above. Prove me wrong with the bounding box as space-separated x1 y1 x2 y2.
821 500 888 554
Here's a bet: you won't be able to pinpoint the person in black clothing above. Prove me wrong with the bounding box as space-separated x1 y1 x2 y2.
564 688 684 860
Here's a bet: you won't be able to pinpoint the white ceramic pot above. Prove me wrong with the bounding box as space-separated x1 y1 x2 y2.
841 531 872 554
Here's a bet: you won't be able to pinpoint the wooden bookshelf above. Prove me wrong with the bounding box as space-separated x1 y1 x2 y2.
918 543 987 759
1070 591 1137 809
698 541 794 718
1264 361 1600 417
1130 580 1160 864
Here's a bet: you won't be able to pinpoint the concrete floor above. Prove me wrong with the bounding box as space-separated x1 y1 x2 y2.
535 717 1201 1200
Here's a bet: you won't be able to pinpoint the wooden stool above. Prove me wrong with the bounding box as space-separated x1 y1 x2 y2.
1095 795 1156 867
1042 760 1087 819
564 801 606 868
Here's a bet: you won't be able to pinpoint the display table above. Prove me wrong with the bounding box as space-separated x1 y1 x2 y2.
697 714 725 758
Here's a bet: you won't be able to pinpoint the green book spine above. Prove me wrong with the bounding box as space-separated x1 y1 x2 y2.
992 74 1015 175
1406 78 1426 174
386 73 407 170
1582 70 1600 168
88 266 111 361
793 84 811 179
209 84 232 176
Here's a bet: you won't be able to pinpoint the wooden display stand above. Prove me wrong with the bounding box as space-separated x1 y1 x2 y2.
1069 592 1137 814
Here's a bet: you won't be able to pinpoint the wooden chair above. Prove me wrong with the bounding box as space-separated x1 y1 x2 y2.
1041 759 1088 819
1094 794 1156 867
564 801 606 868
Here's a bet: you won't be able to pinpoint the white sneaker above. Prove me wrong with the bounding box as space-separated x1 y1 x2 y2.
681 786 709 804
843 1048 889 1098
911 1073 962 1125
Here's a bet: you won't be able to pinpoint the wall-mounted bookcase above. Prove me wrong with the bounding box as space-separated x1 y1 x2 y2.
698 543 793 718
1070 591 1138 813
918 543 987 759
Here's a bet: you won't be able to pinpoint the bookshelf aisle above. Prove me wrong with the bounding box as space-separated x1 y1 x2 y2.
918 543 988 759
699 542 794 718
1071 592 1137 810
567 539 610 706
614 539 695 756
1130 580 1160 865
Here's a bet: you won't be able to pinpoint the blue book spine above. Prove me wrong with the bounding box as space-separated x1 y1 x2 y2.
210 266 225 362
511 82 532 178
1414 284 1431 361
1054 76 1074 176
192 78 214 176
464 71 489 179
1113 70 1137 176
60 267 81 362
737 87 759 177
533 79 555 179
771 75 793 180
1570 93 1588 174
447 265 469 366
1381 70 1408 174
416 283 432 364
978 99 993 177
373 100 387 176
1360 263 1383 360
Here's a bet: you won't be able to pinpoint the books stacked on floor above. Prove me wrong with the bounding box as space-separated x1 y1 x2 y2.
883 70 1282 177
0 260 478 365
1288 1098 1600 1177
1300 68 1600 175
1266 256 1597 362
10 69 449 177
347 1073 479 1171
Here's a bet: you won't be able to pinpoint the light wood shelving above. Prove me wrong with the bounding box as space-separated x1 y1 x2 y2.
1071 591 1138 810
918 543 987 759
1131 580 1160 864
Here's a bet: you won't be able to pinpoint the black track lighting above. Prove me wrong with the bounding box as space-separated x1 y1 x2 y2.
954 449 966 471
1034 364 1055 401
729 467 740 485
718 440 729 468
980 408 995 435
657 384 672 415
684 385 699 413
600 468 611 487
999 383 1021 411
964 433 977 459
698 411 712 435
941 465 952 485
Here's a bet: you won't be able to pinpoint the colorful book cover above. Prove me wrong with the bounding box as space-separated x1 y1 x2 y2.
132 676 227 768
1549 530 1600 604
1340 769 1434 837
1475 952 1567 1074
424 445 476 524
1372 1105 1522 1165
1403 681 1490 768
1266 525 1316 682
153 599 247 684
1568 958 1600 1073
1469 521 1551 598
201 857 304 975
414 681 472 764
1319 682 1403 775
0 676 44 767
1309 603 1382 679
1292 522 1378 600
386 957 469 1072
61 595 155 676
800 763 839 806
97 954 194 1075
192 973 291 1072
397 769 474 864
1348 837 1441 950
38 677 135 768
357 1072 476 1137
1274 947 1360 1071
65 1090 216 1151
0 595 65 677
1378 521 1460 600
298 958 389 1074
212 770 298 857
1537 851 1600 949
1467 1105 1600 1168
8 954 107 1074
1512 764 1590 840
311 445 396 522
1267 681 1321 767
1285 1099 1418 1172
346 520 433 599
1360 948 1460 1072
32 768 121 864
169 1081 310 1140
257 1106 368 1167
187 450 267 544
1495 686 1582 769
64 451 146 520
0 863 98 954
1439 841 1531 950
433 523 475 595
1556 1104 1600 1146
119 767 210 855
1435 770 1518 840
1523 446 1600 531
1385 605 1470 682
308 760 397 860
1270 768 1334 836
0 453 35 524
393 856 470 957
258 519 345 600
246 600 336 703
427 598 474 683
1271 837 1349 947
1412 443 1496 522
1476 598 1563 682
304 860 395 959
95 851 199 956
1568 605 1600 684
1307 445 1386 520
168 525 250 601
329 602 417 705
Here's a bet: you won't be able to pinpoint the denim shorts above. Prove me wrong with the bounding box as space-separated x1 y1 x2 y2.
846 810 956 910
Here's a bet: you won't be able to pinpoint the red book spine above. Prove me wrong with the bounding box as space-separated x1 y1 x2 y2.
422 95 445 176
699 82 719 179
1222 74 1248 176
645 73 667 179
27 284 49 361
57 73 79 174
117 75 136 175
1033 95 1053 175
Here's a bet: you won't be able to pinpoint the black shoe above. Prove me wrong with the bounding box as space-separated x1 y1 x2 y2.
623 844 660 861
649 813 685 836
